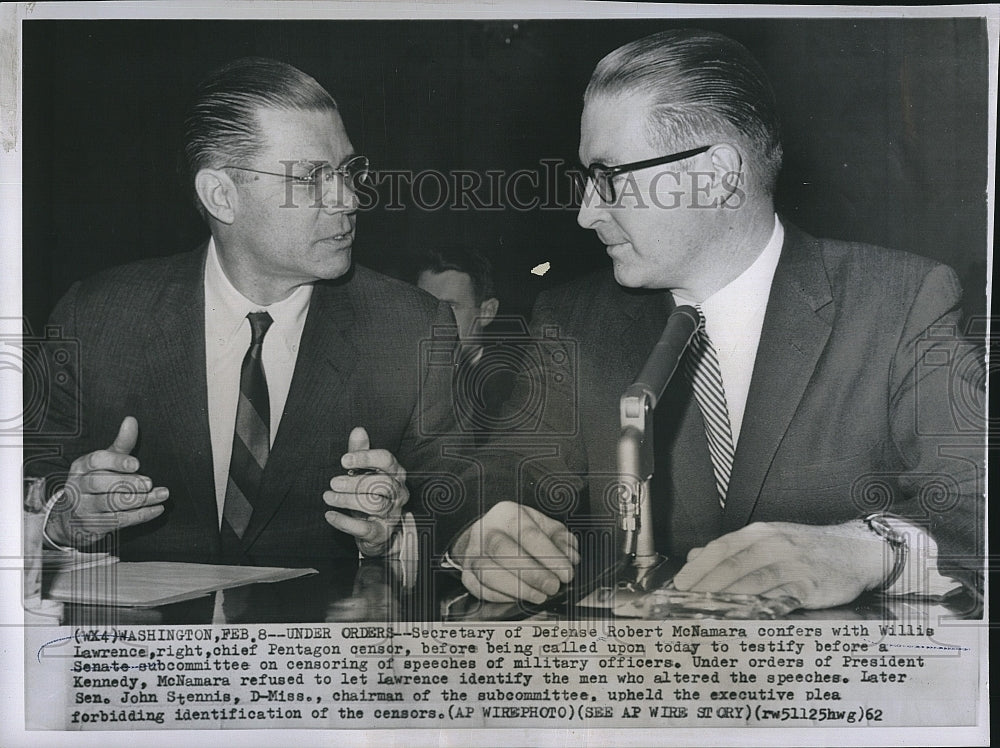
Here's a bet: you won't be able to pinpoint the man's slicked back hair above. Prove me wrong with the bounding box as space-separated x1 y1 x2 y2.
181 57 338 218
414 246 496 304
585 29 783 196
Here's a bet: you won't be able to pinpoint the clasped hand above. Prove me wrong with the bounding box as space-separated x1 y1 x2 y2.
454 507 887 610
450 502 580 604
323 426 408 556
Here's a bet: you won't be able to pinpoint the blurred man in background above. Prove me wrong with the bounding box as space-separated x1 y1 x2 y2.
414 246 522 446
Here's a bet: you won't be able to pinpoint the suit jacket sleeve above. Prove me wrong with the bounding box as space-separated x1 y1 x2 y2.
427 289 593 555
886 264 984 591
25 281 87 487
395 302 477 554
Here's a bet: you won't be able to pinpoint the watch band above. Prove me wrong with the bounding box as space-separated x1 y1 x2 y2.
39 489 76 552
864 513 908 592
441 550 465 574
25 477 76 552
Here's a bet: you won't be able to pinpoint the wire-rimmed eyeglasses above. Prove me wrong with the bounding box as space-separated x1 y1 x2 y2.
222 155 372 194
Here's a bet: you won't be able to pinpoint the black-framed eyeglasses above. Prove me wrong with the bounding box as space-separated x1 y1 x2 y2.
222 155 372 193
585 145 711 203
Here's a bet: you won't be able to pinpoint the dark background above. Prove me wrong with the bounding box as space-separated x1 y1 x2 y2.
22 17 990 331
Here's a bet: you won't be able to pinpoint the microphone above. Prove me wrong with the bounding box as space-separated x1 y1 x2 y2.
617 305 701 579
626 305 700 411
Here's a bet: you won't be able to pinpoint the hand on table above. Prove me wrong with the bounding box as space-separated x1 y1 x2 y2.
47 416 169 548
672 520 887 609
323 427 408 557
451 501 580 604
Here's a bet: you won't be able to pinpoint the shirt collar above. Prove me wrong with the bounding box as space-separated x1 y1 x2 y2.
204 237 313 354
673 214 784 330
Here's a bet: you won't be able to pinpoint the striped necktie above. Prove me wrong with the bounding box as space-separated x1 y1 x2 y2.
222 311 273 550
682 307 735 507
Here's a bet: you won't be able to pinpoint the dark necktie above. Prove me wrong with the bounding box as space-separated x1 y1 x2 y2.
221 311 273 551
682 306 736 508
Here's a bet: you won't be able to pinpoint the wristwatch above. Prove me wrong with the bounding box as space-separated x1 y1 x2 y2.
863 513 908 592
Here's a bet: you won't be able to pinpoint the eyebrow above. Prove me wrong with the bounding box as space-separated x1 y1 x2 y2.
292 154 358 174
289 153 358 167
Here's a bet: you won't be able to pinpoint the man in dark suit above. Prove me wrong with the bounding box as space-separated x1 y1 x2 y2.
447 30 983 609
28 57 459 569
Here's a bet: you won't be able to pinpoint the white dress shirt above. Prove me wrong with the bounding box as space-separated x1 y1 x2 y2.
204 239 312 526
673 216 955 596
673 216 783 449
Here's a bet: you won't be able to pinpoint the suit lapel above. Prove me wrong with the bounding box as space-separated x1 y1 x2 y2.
143 249 219 540
241 278 360 550
723 224 835 531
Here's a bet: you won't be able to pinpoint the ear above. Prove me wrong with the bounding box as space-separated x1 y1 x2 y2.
708 144 744 207
194 168 238 225
477 297 499 328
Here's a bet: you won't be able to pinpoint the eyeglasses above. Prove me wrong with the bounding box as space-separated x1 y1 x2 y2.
223 155 372 195
585 145 711 203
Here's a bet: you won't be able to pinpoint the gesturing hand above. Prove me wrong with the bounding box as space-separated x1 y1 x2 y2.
323 426 409 557
47 416 169 548
451 501 580 604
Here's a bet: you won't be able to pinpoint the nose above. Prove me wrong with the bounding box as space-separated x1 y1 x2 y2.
322 187 358 215
577 177 607 230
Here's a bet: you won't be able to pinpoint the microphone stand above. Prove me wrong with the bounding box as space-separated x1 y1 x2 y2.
617 305 700 590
